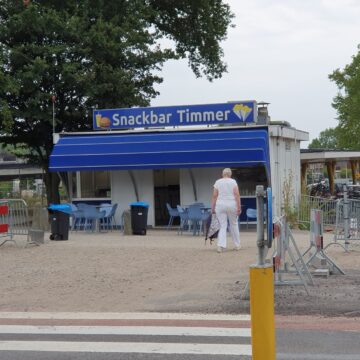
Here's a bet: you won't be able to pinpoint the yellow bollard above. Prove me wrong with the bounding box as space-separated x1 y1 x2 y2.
250 265 276 360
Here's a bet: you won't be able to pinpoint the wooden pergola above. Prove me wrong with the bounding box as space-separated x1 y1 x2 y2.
300 149 360 194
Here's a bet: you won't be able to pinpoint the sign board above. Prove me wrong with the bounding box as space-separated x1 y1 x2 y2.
93 101 257 130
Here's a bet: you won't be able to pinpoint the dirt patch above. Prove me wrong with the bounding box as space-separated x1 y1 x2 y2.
0 229 359 316
273 269 360 316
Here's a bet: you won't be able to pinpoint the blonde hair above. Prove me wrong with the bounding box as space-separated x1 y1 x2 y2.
222 168 232 177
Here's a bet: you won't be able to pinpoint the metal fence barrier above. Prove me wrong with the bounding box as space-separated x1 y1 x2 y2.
0 200 15 247
0 199 51 246
298 195 338 229
328 189 360 251
302 209 344 275
299 188 360 251
5 199 31 242
272 215 313 295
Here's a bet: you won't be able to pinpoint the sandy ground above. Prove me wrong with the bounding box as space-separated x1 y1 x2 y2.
0 227 359 316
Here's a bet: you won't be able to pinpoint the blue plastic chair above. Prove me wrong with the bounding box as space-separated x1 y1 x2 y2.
177 205 189 234
77 204 106 232
187 204 211 235
68 203 84 231
99 204 112 230
246 208 257 228
100 203 118 231
166 203 179 229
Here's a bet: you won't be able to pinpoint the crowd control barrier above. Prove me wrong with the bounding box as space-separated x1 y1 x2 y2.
7 199 31 242
272 215 313 295
329 187 360 251
0 201 15 247
298 195 338 229
0 199 33 246
302 209 344 275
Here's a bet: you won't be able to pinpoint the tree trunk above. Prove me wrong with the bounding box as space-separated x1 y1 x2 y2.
326 161 336 195
301 162 308 194
350 160 357 186
44 169 61 204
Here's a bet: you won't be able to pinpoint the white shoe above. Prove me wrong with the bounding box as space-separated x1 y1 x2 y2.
217 246 223 253
235 245 241 251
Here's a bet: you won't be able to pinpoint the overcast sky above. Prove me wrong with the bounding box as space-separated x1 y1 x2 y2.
151 0 360 146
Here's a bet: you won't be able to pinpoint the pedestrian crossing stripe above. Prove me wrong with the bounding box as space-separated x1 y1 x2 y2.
0 312 251 321
0 341 252 355
0 313 252 356
0 325 251 337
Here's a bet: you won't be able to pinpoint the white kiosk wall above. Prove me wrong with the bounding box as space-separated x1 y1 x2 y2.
111 170 154 226
179 168 221 207
269 125 308 218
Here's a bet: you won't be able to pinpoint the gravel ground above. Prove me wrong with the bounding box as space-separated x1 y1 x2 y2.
0 228 359 316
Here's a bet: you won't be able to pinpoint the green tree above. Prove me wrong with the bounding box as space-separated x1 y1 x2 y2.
0 0 233 203
308 127 341 150
329 45 360 150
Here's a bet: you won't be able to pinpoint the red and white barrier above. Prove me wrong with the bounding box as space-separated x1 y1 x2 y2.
0 202 12 247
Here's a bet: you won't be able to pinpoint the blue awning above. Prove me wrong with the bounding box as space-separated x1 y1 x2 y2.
49 127 270 176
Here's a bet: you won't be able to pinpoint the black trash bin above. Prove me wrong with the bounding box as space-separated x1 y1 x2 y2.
129 202 149 235
48 204 71 240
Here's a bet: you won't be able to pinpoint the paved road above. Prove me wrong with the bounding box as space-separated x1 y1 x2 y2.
277 329 360 360
0 312 359 359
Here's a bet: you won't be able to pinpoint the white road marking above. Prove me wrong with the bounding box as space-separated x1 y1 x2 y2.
0 341 252 355
0 325 251 337
0 312 250 321
0 313 252 355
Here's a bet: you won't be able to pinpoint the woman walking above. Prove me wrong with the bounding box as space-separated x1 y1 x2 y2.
211 168 241 253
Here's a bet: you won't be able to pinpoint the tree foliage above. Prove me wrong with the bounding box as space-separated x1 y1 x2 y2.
0 0 233 203
329 45 360 150
308 127 341 150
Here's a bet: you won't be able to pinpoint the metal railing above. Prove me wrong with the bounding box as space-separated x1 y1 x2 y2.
298 189 360 251
0 200 14 246
297 195 338 229
331 195 360 250
5 199 31 240
0 199 50 246
272 215 313 295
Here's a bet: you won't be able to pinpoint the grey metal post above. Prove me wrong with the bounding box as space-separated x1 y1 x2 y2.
343 185 350 251
256 185 266 266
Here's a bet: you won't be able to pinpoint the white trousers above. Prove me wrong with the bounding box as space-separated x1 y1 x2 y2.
215 200 240 248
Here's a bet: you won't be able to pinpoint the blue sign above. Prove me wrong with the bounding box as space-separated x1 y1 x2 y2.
93 101 257 130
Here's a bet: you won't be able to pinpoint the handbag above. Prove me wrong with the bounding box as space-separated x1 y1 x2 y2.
204 213 220 244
